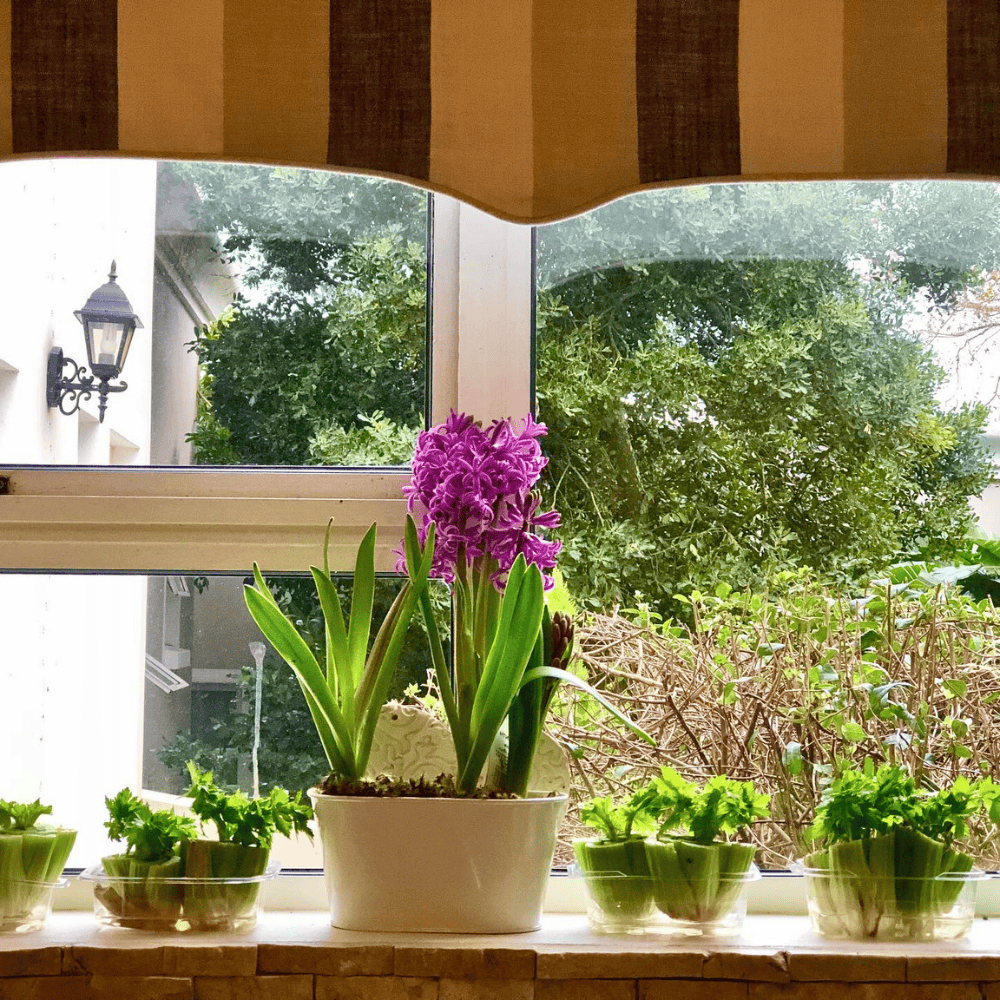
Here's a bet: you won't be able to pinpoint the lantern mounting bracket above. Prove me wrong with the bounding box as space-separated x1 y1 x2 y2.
46 347 128 423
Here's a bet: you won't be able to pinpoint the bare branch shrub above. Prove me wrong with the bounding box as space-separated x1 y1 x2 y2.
548 586 1000 867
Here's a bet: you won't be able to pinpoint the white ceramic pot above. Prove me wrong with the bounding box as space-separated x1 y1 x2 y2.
309 790 568 933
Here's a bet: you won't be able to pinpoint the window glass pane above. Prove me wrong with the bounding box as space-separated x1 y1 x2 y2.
0 571 437 870
0 159 428 470
535 181 1000 867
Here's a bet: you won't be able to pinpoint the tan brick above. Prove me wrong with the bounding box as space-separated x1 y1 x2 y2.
316 975 439 1000
395 947 534 979
535 982 635 1000
0 949 61 978
908 955 1000 981
258 943 393 976
194 975 312 1000
90 976 194 1000
787 955 906 983
63 945 165 975
439 979 533 1000
0 976 94 999
750 984 984 1000
536 951 704 980
704 952 788 983
641 980 748 1000
164 946 256 978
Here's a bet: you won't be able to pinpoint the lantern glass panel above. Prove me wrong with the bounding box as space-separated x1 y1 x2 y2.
86 320 127 371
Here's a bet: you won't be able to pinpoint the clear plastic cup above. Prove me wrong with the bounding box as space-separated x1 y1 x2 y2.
80 861 278 933
0 877 69 933
796 862 985 941
573 863 760 936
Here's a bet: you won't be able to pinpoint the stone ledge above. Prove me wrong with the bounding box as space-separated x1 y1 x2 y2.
3 913 1000 989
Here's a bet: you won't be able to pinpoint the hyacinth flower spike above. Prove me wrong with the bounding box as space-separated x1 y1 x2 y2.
402 411 652 796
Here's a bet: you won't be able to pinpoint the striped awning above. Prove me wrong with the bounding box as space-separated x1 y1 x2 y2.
1 0 998 223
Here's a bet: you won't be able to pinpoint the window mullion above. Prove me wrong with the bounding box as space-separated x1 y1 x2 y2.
453 200 532 423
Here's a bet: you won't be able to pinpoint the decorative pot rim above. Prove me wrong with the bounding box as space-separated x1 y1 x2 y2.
308 786 568 804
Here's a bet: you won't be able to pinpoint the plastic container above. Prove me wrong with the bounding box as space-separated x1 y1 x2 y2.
0 877 69 933
573 863 760 936
797 863 985 941
80 862 278 932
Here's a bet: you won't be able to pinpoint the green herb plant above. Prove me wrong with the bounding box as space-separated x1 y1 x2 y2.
181 762 313 930
573 786 659 921
0 799 76 931
100 789 198 929
643 769 769 924
805 761 981 939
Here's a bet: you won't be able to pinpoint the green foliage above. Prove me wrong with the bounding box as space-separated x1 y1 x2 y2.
183 763 312 850
244 518 435 781
0 800 51 831
309 410 419 466
647 768 770 844
808 763 980 848
104 789 198 864
536 181 997 615
578 788 658 843
161 161 429 469
169 163 997 634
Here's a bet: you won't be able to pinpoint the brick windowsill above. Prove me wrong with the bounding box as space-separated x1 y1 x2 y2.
3 913 1000 998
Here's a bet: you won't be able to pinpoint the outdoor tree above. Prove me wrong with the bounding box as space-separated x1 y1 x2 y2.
535 181 998 611
154 162 434 789
162 161 429 467
168 164 998 613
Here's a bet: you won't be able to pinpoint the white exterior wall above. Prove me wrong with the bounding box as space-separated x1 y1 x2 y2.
0 159 157 865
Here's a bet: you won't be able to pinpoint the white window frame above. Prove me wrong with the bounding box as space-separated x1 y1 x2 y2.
2 176 871 917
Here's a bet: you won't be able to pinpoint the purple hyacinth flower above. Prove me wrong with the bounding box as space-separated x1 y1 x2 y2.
399 411 561 586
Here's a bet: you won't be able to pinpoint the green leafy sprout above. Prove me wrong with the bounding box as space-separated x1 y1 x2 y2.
0 800 53 832
244 515 435 782
184 762 313 850
808 761 981 849
104 789 198 864
579 787 659 843
648 768 771 844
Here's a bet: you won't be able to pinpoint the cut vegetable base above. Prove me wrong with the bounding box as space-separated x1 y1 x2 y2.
646 839 755 924
803 833 979 940
180 841 269 932
87 850 274 932
97 854 185 931
573 838 655 921
0 828 76 931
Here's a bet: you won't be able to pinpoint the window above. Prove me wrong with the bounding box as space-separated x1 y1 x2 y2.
6 166 1000 882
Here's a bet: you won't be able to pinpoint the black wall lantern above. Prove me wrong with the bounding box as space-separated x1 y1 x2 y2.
46 261 143 423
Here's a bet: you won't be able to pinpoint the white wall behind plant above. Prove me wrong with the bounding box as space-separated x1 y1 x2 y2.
0 158 157 865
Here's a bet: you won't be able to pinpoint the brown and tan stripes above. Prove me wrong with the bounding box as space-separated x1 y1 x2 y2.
4 0 1000 221
948 0 1000 176
430 0 533 219
10 0 119 153
329 0 431 182
119 0 224 157
531 0 638 221
636 0 741 184
843 0 947 176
